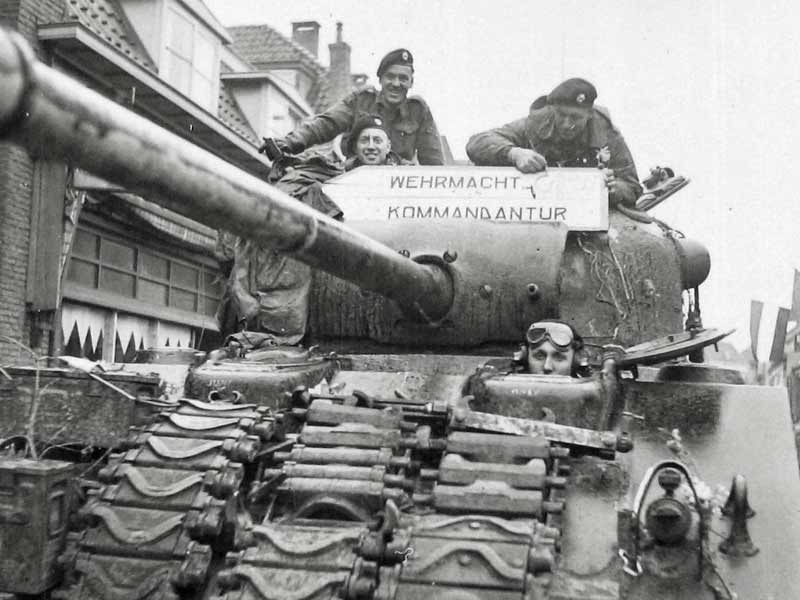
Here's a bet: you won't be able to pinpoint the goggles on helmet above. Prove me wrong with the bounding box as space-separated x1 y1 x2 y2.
526 321 574 351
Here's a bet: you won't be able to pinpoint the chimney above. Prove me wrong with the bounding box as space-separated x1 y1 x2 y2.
292 21 320 58
327 22 352 102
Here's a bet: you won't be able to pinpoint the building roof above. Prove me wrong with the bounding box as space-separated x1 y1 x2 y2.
227 23 332 112
64 0 156 71
227 24 323 72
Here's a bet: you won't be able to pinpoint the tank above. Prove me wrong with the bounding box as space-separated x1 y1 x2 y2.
0 28 798 600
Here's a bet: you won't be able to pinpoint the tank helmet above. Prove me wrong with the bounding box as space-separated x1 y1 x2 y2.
531 77 597 110
348 114 389 154
525 320 583 351
377 48 414 77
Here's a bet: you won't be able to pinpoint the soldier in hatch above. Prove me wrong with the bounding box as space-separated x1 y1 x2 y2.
466 78 642 207
522 320 585 376
345 114 411 170
275 48 444 166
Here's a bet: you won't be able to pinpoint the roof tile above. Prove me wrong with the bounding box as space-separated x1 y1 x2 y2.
228 24 327 75
217 81 258 144
65 0 156 71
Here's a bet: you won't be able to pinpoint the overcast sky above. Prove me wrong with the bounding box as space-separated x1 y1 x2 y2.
205 0 800 353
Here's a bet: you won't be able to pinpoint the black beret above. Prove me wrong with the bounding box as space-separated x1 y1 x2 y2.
546 78 597 108
348 114 388 154
377 48 414 78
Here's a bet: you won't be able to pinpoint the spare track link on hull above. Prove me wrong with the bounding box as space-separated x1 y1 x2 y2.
212 398 570 600
53 398 279 600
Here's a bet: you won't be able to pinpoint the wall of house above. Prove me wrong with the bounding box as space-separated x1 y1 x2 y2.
0 0 66 364
227 80 264 138
263 83 302 138
268 68 293 88
118 0 163 65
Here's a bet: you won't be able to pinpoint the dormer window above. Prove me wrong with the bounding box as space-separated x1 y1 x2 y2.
162 2 219 111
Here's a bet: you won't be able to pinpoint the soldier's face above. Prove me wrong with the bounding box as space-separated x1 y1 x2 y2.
527 340 574 375
379 65 414 106
554 106 590 141
355 127 391 165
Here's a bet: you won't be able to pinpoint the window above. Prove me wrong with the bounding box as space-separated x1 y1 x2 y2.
67 226 222 318
162 4 219 110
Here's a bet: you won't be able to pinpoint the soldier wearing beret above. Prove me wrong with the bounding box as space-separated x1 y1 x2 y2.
277 49 444 166
466 78 642 207
345 114 410 169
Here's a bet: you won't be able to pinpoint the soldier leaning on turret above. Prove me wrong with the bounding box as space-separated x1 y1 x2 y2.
275 49 444 166
466 78 642 207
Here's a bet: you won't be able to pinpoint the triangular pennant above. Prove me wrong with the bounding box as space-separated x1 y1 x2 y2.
750 300 763 363
114 331 125 363
82 329 94 359
64 322 83 358
158 322 191 349
123 332 138 362
769 307 791 365
792 269 800 320
94 330 104 361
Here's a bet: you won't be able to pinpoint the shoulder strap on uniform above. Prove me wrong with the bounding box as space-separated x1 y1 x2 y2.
592 104 614 126
406 94 431 109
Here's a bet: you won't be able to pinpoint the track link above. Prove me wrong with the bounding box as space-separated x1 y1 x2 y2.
54 399 278 600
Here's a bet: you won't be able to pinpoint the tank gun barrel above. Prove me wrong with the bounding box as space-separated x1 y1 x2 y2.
0 29 452 322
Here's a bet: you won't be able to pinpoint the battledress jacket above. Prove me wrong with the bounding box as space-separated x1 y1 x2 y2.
284 87 444 166
466 106 642 205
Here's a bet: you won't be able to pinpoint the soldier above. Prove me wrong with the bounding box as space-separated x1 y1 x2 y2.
217 115 413 346
523 320 584 376
276 49 444 165
345 114 411 169
466 78 642 207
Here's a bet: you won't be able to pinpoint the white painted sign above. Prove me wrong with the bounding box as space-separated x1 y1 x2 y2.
322 166 609 231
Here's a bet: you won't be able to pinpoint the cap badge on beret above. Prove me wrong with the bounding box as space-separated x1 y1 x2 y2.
374 117 383 126
401 50 409 61
576 93 586 104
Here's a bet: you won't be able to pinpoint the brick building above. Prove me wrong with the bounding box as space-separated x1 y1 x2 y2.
0 0 354 364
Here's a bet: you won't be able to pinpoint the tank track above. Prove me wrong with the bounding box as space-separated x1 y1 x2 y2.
53 398 280 600
211 397 571 600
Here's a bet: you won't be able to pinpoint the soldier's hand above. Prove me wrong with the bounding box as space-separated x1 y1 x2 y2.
603 169 635 207
509 148 547 174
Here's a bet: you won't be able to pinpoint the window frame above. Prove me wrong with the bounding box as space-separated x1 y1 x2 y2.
64 219 222 331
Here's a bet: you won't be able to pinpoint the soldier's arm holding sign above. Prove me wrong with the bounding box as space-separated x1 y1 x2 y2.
466 78 642 207
595 118 641 207
466 117 540 169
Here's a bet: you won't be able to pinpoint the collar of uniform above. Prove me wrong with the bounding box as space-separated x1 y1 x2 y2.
585 114 609 148
376 91 409 117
